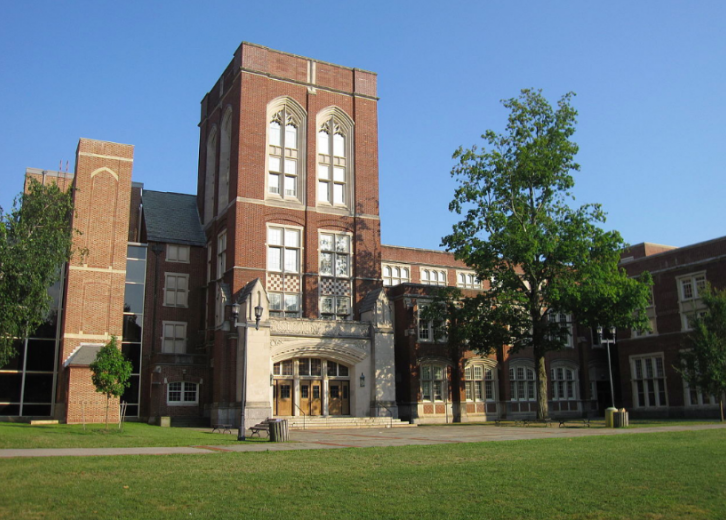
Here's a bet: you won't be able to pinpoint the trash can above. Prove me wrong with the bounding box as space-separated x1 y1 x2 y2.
269 418 289 442
605 407 617 428
613 410 629 428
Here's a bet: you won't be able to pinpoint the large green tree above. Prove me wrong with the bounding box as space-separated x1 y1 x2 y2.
89 336 132 429
678 286 726 422
0 179 78 367
441 89 652 419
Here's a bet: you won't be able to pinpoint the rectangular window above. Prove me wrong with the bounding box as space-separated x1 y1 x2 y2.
417 303 447 343
421 268 447 286
167 382 198 405
166 244 190 263
217 231 227 278
631 355 667 408
456 271 481 289
164 273 189 308
677 272 707 331
319 232 352 320
548 311 573 348
162 321 187 354
382 264 411 286
268 226 302 318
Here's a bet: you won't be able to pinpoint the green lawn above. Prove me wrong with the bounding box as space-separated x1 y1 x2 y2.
0 422 250 449
1 430 724 519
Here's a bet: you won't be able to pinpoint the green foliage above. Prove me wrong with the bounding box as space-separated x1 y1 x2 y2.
90 336 132 428
0 179 78 367
678 285 726 421
441 89 652 418
90 336 132 400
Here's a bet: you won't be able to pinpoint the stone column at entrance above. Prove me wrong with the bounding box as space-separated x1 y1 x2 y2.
235 280 273 430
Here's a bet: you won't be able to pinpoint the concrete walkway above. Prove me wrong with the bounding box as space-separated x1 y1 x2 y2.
1 423 724 458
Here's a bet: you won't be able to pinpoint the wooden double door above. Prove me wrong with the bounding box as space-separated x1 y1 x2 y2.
273 379 350 416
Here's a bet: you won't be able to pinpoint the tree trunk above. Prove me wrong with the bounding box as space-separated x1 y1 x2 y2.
720 395 724 423
105 394 110 430
536 353 548 420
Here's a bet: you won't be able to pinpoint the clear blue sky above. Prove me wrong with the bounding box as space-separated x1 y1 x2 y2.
1 1 724 251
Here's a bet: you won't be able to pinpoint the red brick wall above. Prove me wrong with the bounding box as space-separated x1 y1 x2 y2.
58 139 134 423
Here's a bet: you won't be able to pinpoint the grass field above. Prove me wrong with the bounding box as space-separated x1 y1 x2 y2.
0 422 246 449
1 429 724 519
1 418 721 450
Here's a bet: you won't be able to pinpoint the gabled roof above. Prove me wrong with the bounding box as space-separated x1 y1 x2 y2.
142 190 206 246
359 287 384 314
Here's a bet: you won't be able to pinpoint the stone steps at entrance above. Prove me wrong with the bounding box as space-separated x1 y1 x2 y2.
278 416 416 430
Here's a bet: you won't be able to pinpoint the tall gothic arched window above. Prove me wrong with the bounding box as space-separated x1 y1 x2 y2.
267 98 305 202
218 108 233 212
317 108 353 209
204 128 217 224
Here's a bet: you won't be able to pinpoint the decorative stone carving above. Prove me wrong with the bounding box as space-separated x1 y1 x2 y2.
270 318 370 339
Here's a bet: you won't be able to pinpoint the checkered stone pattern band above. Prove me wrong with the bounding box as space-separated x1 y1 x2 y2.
267 273 283 292
320 277 351 296
267 273 301 292
284 275 300 292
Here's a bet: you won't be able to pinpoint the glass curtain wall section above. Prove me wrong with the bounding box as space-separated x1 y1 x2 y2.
0 270 64 417
122 244 147 417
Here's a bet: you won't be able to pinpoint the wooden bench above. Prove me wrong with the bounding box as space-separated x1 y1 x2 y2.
249 419 273 438
212 424 233 434
557 418 591 428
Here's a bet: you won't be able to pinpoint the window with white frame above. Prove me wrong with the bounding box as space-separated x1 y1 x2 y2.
267 226 302 318
218 109 232 210
421 268 447 286
216 231 227 279
631 355 667 408
678 272 707 331
162 321 187 354
457 271 481 289
465 363 496 402
421 364 446 402
164 273 189 308
547 311 573 348
203 128 217 225
268 103 303 201
382 264 410 286
551 365 577 400
509 364 536 401
319 232 351 320
166 244 190 263
632 290 657 338
684 382 716 407
167 382 198 405
417 303 446 342
317 109 353 208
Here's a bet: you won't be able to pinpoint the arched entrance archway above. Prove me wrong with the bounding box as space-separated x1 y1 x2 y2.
272 357 351 416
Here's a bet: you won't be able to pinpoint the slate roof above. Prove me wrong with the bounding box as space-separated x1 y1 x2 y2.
143 190 206 246
65 345 102 367
359 287 384 313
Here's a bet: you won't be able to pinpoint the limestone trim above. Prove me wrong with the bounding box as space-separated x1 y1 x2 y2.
270 338 369 365
64 333 113 340
78 152 133 162
239 68 379 102
232 196 380 221
69 266 125 274
89 167 119 181
270 318 370 338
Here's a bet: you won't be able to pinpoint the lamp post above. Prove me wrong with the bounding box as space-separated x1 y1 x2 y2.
231 302 264 441
597 325 617 426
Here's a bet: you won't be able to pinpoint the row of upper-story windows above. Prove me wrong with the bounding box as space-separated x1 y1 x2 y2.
202 100 355 225
382 263 480 289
